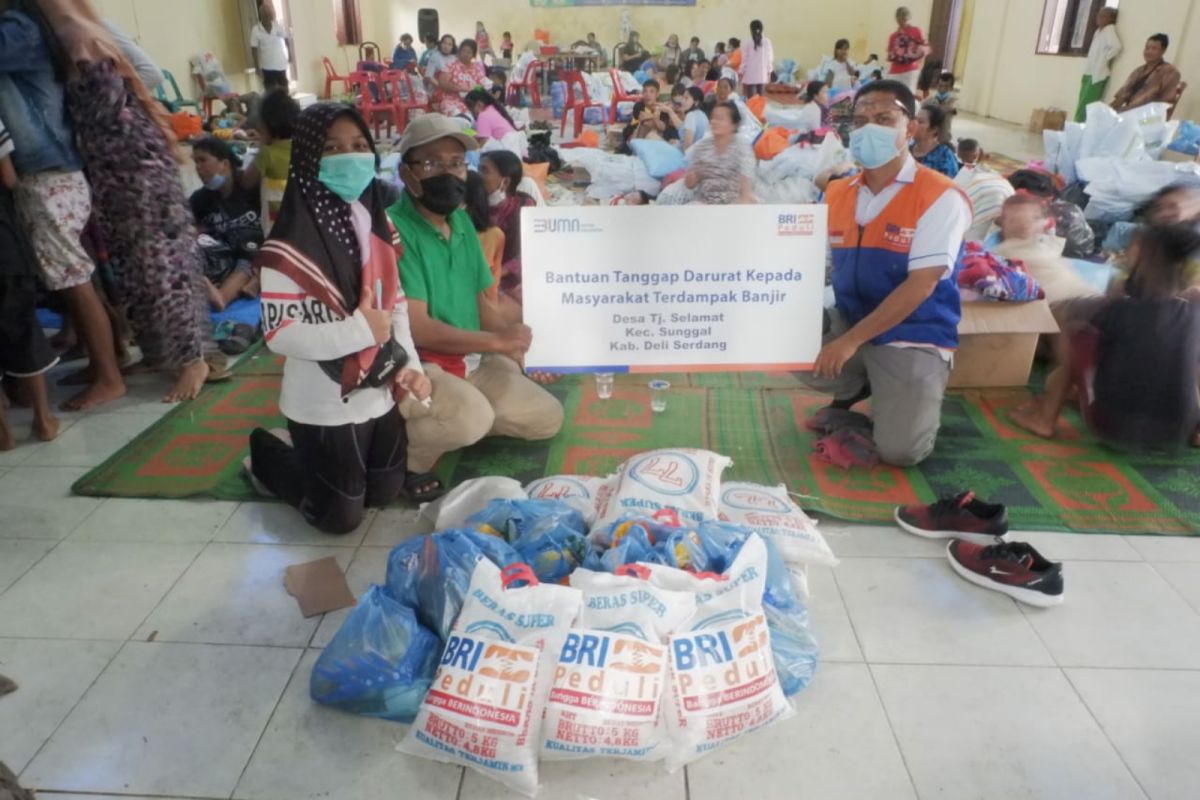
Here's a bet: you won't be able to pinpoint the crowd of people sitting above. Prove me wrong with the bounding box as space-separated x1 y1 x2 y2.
1 0 1197 536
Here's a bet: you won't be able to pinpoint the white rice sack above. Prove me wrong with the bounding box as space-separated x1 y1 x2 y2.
645 535 794 771
1043 130 1063 174
541 569 696 761
762 105 811 129
525 475 612 524
421 477 527 532
753 174 818 205
398 561 582 797
1079 102 1121 159
718 482 837 567
593 449 732 532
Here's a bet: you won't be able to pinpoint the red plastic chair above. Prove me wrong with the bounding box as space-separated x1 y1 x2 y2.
383 70 428 134
507 59 543 108
559 71 607 138
349 71 400 139
608 68 639 122
322 57 352 99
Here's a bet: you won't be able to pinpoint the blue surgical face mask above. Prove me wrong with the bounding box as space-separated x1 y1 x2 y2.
850 123 904 169
204 173 227 191
318 153 377 203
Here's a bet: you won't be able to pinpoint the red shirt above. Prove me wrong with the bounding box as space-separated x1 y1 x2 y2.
888 25 926 74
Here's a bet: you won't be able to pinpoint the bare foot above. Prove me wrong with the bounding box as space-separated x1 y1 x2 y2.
1009 405 1057 439
163 359 209 403
60 379 127 412
529 371 562 385
0 413 13 451
33 414 60 442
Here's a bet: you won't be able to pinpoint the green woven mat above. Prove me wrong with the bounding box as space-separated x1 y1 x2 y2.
72 347 1200 535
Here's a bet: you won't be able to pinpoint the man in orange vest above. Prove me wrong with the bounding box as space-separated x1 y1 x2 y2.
802 80 971 466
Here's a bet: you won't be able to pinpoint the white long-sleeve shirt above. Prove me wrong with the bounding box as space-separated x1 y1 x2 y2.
260 204 422 427
1085 25 1122 81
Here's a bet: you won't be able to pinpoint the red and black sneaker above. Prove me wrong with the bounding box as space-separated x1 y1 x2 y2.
894 491 1009 545
946 540 1064 607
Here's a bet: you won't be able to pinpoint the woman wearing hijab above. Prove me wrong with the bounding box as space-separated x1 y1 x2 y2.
739 19 774 97
246 103 433 535
33 0 215 402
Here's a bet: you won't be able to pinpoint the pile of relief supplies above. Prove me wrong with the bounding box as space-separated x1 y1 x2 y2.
1043 101 1200 226
309 448 835 796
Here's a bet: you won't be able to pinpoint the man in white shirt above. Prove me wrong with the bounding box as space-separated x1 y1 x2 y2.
802 80 971 466
251 1 291 91
1075 6 1121 121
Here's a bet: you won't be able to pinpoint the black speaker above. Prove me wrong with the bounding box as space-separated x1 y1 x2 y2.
418 9 439 43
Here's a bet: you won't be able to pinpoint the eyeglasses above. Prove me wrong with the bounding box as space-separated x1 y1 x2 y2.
405 158 468 176
851 97 911 128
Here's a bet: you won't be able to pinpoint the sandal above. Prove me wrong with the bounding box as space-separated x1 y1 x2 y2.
399 471 446 502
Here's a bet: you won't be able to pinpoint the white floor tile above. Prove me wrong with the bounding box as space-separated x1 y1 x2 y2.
311 546 391 648
0 540 201 640
22 641 301 797
688 662 915 800
460 759 682 800
234 650 462 800
0 639 120 773
1150 562 1200 614
1068 668 1200 800
1012 531 1142 562
1124 534 1200 563
21 411 165 468
819 521 949 558
0 467 103 539
1022 561 1200 668
214 501 370 547
363 506 425 547
136 543 353 647
70 498 238 544
874 664 1145 800
805 565 863 662
836 557 1054 665
0 539 56 593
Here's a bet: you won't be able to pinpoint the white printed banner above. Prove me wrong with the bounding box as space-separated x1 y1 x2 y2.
521 205 827 373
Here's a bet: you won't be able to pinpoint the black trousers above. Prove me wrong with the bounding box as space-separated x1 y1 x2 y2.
250 405 408 535
262 70 289 91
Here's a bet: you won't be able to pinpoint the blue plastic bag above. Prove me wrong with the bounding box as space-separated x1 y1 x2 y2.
310 585 440 722
467 499 589 584
384 529 521 641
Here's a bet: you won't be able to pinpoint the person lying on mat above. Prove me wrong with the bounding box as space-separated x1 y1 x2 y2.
1011 224 1200 451
246 102 435 535
387 113 564 476
800 79 971 466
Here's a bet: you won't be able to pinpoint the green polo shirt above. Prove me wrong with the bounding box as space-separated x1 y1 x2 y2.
387 193 493 332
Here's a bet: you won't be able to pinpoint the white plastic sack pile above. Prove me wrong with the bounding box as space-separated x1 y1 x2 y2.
525 475 613 525
399 560 582 797
1045 101 1179 186
718 482 837 567
559 147 662 201
592 448 731 532
1079 158 1200 223
541 569 695 761
419 476 528 532
480 130 529 160
645 535 795 771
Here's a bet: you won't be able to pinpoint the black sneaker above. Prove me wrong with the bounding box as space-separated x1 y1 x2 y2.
946 540 1064 607
895 491 1009 545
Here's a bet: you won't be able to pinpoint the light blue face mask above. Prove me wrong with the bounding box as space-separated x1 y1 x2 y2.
318 153 377 203
204 173 227 191
849 123 904 170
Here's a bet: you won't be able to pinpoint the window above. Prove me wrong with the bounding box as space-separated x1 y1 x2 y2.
333 0 363 47
1037 0 1119 56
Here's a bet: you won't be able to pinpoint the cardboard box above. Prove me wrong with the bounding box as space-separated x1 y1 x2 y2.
1161 148 1200 163
1029 107 1068 133
949 300 1060 388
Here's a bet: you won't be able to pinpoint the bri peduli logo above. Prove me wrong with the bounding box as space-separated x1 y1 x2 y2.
627 452 700 496
533 217 602 234
777 212 815 236
721 487 792 513
883 223 916 247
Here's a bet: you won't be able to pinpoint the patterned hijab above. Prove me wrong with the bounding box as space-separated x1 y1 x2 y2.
267 102 391 310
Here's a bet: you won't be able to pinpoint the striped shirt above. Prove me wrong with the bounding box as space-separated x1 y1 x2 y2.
0 118 13 160
955 164 1014 242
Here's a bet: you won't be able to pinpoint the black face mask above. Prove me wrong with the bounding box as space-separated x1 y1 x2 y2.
415 174 467 216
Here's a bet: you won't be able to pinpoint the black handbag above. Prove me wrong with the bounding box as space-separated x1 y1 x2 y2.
319 330 409 392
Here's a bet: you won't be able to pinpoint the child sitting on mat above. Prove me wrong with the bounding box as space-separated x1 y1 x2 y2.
1011 224 1200 451
0 116 58 448
245 103 435 535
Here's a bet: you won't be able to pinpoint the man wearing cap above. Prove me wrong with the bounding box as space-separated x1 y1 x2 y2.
801 79 970 467
388 114 564 472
